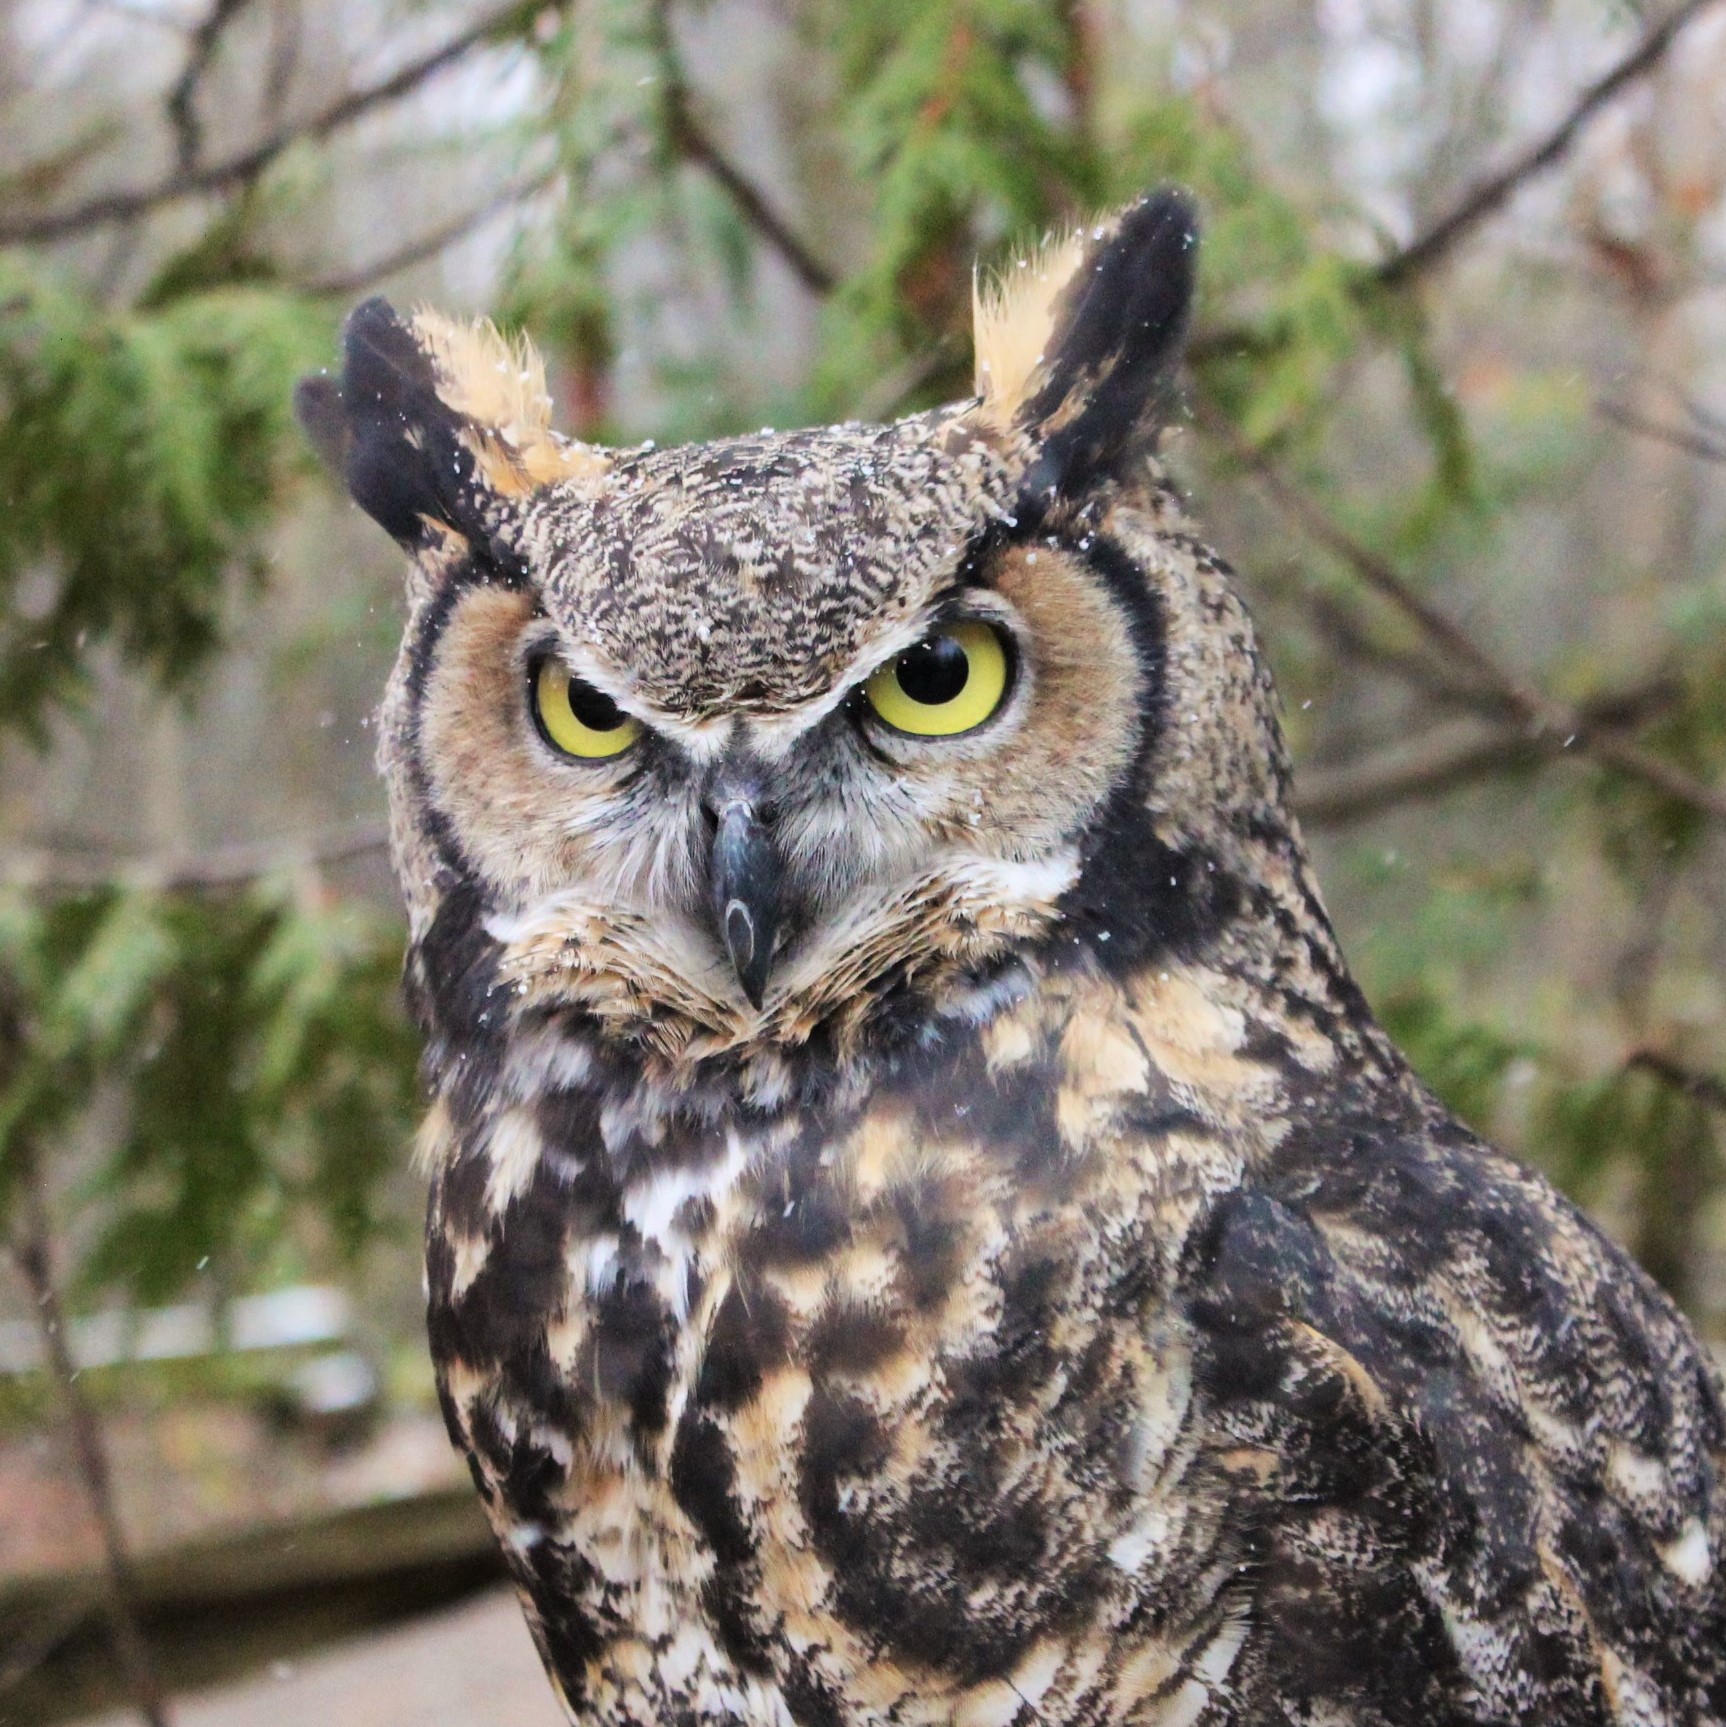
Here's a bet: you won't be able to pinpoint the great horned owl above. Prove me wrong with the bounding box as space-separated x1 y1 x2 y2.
297 192 1726 1724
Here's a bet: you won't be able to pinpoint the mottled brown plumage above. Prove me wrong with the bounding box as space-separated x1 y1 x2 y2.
299 190 1726 1725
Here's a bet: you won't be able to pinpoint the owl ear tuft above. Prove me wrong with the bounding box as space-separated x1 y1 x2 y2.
294 298 606 552
407 307 610 497
296 298 465 547
974 189 1197 500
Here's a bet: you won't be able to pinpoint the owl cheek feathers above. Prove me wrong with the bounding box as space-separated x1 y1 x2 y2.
299 186 1201 554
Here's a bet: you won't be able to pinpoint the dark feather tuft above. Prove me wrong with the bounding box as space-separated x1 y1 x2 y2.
294 296 478 547
1019 189 1198 501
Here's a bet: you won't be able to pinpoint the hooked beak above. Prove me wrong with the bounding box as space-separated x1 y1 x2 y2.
708 797 782 1009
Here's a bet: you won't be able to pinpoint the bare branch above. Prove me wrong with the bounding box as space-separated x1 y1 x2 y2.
1376 0 1726 289
1296 670 1685 825
165 0 254 174
303 170 554 297
1627 1049 1726 1116
1599 398 1726 464
647 0 836 296
1290 590 1497 712
1685 394 1726 440
1198 400 1539 709
0 821 390 893
1199 399 1726 823
1187 0 1725 366
662 87 837 296
8 1147 172 1727
0 1596 89 1701
0 1 541 246
853 341 959 422
1299 721 1547 826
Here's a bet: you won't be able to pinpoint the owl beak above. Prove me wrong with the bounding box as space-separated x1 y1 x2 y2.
708 797 782 1009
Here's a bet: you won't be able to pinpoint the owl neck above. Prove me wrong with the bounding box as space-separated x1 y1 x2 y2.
407 824 1411 1177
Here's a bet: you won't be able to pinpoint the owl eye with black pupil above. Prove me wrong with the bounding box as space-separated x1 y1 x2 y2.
862 619 1011 737
569 682 623 731
896 637 970 706
529 656 642 761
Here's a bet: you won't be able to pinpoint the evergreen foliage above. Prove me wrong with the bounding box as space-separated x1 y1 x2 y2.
0 262 331 735
0 885 417 1302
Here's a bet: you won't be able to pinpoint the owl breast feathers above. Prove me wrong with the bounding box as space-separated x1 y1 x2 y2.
298 190 1726 1725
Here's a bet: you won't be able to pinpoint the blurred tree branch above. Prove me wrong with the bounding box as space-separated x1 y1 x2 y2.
7 1141 172 1726
304 170 555 296
1199 399 1726 824
1375 0 1726 288
1599 398 1726 464
1299 722 1548 826
0 823 391 894
1298 674 1685 826
649 0 838 295
1298 588 1520 713
1628 1050 1726 1117
1189 0 1725 366
663 87 838 296
165 0 255 174
0 1 546 246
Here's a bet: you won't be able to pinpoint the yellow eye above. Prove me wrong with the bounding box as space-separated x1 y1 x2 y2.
862 620 1011 738
530 658 641 760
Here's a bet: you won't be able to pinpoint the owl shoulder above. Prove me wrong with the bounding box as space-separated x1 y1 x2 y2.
1177 1099 1726 1696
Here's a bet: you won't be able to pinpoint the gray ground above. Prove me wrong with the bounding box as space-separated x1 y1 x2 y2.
77 1590 563 1727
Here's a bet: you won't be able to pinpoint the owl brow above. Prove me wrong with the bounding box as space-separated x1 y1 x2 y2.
948 504 1089 590
951 518 1018 587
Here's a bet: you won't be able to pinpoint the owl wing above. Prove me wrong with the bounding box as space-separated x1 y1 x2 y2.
1180 1107 1726 1722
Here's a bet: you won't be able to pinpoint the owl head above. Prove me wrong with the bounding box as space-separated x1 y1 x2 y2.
298 191 1309 1091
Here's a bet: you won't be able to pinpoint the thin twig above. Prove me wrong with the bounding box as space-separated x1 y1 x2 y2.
165 0 254 174
854 340 959 422
0 820 390 892
1376 0 1725 288
1187 0 1723 366
1293 589 1494 712
0 1596 94 1700
0 1 541 246
1684 394 1726 440
1627 1049 1726 1115
1199 400 1543 707
1296 672 1684 825
647 0 836 296
1599 398 1726 464
304 170 554 297
1299 722 1548 826
9 1147 172 1727
661 88 837 296
1199 400 1726 823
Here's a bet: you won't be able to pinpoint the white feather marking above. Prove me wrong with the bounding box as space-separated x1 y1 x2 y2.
1107 1504 1175 1574
582 1233 622 1294
448 1233 490 1300
500 1022 594 1100
1659 1518 1712 1586
1608 1442 1670 1503
945 846 1081 908
620 1131 753 1317
483 1108 543 1213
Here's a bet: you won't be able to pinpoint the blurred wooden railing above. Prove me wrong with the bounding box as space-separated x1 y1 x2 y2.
0 1489 506 1725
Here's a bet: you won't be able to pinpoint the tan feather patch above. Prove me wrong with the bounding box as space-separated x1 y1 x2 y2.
413 1094 457 1174
972 230 1087 428
410 307 610 495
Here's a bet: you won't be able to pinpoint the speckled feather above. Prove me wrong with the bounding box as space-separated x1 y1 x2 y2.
299 189 1726 1726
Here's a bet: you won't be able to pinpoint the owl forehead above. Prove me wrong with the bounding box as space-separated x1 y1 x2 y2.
518 412 1014 715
